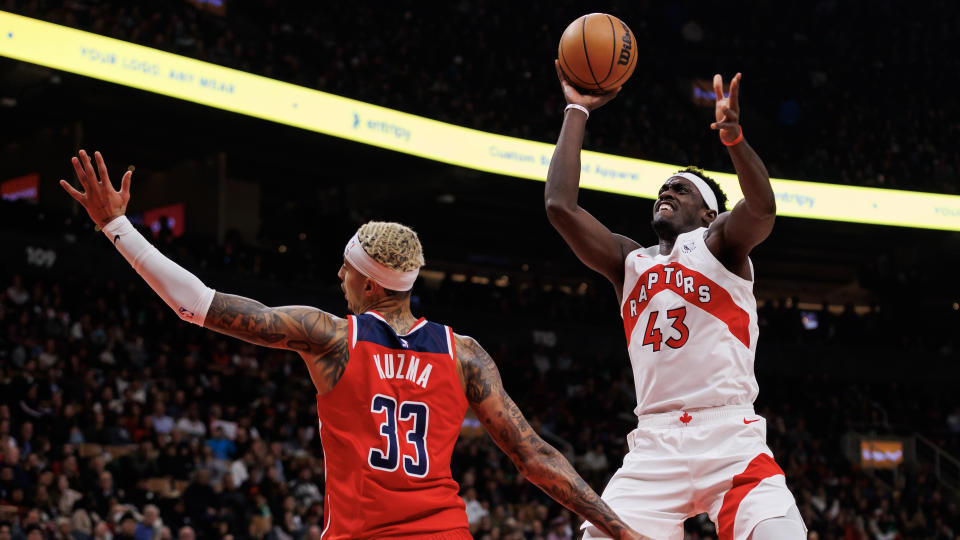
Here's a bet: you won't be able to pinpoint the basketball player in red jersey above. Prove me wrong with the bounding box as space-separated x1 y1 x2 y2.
60 150 648 540
545 62 806 540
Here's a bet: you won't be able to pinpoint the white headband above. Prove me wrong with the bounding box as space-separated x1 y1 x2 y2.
674 172 718 212
344 232 420 291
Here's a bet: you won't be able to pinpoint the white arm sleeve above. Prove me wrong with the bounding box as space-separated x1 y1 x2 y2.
101 216 215 326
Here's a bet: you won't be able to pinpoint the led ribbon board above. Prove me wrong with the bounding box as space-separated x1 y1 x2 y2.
3 11 959 231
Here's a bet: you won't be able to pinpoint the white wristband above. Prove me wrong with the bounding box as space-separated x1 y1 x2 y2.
564 103 590 119
102 216 215 326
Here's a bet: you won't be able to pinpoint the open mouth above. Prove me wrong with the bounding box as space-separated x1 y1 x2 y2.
657 201 676 213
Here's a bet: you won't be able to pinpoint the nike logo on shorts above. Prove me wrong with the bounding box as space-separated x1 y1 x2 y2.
743 418 761 424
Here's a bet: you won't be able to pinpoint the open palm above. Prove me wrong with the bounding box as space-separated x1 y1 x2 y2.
59 150 132 228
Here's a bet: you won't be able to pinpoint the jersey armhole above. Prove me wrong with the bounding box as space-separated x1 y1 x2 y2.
696 228 755 286
348 315 358 351
445 326 456 361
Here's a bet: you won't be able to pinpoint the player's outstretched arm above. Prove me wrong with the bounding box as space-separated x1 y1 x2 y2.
456 334 649 540
706 73 777 263
204 294 348 392
60 150 349 395
545 61 639 298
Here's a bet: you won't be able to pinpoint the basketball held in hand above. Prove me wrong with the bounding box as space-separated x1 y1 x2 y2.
558 13 637 93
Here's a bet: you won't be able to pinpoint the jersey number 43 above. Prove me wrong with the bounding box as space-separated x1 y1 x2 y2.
642 307 690 351
368 394 429 478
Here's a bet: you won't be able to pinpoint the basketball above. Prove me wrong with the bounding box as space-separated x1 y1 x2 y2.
558 13 637 93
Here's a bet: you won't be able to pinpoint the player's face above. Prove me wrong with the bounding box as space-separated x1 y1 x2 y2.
338 260 370 314
651 177 711 236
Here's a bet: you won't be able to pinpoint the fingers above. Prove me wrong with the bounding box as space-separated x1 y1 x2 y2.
712 73 724 100
79 149 98 184
719 106 739 123
729 72 741 108
94 151 112 190
556 62 577 97
71 156 90 191
59 179 84 203
120 169 132 196
555 59 573 87
710 122 739 131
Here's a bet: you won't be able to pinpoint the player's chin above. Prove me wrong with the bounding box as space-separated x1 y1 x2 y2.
651 214 681 235
652 213 675 227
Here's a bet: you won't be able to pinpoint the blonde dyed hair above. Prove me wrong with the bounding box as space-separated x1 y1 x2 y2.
356 221 425 272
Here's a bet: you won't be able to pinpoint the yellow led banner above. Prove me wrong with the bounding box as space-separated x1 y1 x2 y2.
2 10 959 231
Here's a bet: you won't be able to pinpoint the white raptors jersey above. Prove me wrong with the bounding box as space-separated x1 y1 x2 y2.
621 227 759 416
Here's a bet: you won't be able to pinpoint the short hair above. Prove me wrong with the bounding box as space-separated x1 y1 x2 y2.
356 222 425 272
675 166 728 213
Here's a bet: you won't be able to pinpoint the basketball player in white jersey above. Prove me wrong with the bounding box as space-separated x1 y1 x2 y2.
544 62 807 540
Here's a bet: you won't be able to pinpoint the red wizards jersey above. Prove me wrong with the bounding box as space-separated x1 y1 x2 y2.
315 311 470 539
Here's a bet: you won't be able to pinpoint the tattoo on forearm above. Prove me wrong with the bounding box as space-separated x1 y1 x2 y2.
205 292 349 389
458 335 632 539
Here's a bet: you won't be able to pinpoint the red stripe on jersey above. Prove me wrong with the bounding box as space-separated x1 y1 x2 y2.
622 263 751 348
716 453 784 540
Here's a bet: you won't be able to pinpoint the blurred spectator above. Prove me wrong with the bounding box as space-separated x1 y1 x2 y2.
203 427 234 461
115 513 137 540
133 505 160 540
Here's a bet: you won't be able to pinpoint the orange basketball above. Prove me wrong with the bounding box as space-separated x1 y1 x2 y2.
558 13 637 93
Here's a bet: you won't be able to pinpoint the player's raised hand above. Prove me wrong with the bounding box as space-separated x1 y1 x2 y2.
555 59 621 112
59 150 132 228
711 72 742 144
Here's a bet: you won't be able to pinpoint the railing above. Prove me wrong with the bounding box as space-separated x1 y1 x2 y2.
915 434 960 492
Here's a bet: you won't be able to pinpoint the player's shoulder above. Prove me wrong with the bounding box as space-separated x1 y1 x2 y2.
614 233 643 257
451 333 498 403
706 211 733 235
452 332 483 356
452 333 493 371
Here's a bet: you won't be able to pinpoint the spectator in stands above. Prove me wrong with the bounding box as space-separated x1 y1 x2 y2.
114 513 137 540
133 505 159 540
203 427 234 461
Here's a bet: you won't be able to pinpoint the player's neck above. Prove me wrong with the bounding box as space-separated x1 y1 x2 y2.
363 298 419 334
653 219 680 255
657 235 678 255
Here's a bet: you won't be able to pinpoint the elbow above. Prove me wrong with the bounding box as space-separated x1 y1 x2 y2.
758 201 777 219
545 198 576 223
512 443 555 481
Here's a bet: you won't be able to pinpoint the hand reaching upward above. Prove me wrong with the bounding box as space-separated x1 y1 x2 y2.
711 72 742 145
59 149 132 228
555 60 621 112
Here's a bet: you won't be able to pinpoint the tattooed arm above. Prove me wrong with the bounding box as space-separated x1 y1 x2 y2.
58 149 349 396
456 334 648 540
205 293 349 395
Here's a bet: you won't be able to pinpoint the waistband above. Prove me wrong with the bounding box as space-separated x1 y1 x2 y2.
634 404 757 428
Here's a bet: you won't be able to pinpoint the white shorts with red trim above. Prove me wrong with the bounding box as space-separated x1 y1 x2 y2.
581 405 804 540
